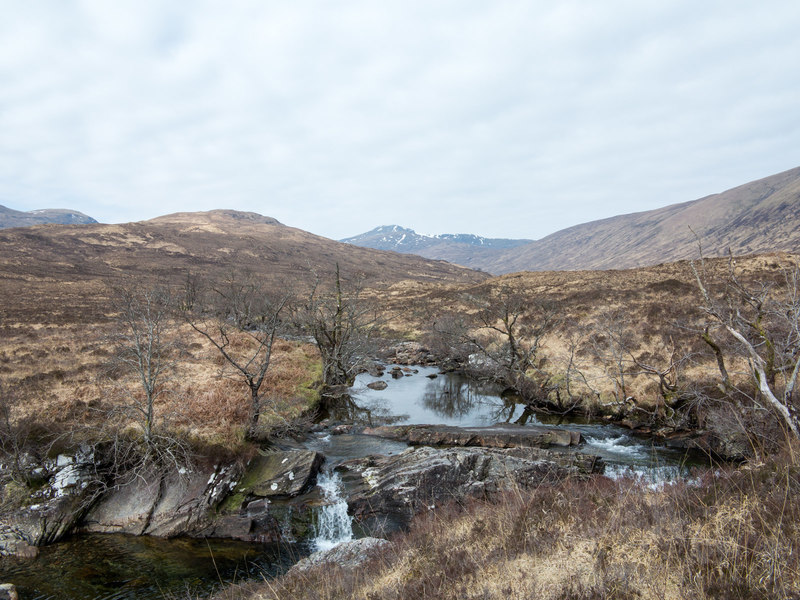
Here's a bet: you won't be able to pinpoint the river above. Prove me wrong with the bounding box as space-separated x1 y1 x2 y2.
0 365 705 598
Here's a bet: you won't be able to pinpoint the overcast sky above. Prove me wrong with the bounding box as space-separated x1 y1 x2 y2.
1 1 799 241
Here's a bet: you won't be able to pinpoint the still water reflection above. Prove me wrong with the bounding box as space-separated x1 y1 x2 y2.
0 533 302 600
350 366 525 427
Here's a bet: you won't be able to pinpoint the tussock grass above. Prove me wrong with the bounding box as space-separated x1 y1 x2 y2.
220 452 800 600
1 321 322 457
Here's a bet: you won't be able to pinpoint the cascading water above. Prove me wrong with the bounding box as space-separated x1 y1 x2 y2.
312 469 354 552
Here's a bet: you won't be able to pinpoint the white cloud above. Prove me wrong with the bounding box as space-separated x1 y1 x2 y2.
1 1 799 240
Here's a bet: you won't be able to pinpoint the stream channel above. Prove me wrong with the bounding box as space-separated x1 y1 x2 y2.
0 365 706 599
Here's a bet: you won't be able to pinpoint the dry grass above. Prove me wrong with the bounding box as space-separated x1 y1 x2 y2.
0 320 322 456
379 254 800 432
221 450 800 600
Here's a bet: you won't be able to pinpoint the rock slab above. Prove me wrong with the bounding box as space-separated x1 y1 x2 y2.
82 463 240 537
245 450 324 498
362 423 582 448
289 537 393 574
340 445 603 535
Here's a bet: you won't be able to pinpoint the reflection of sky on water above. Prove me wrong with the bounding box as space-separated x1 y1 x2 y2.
350 366 709 478
351 365 526 427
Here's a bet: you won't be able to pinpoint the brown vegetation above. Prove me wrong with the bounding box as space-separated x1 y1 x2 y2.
369 252 800 457
0 209 487 325
0 317 321 458
219 450 800 600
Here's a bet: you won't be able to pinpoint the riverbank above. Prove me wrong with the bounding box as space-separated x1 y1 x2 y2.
0 359 784 598
216 447 800 600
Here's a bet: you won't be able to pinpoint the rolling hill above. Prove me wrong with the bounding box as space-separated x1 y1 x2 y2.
0 209 488 324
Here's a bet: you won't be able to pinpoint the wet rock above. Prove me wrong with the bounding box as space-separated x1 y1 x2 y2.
366 380 388 391
0 448 101 556
0 583 18 600
1 493 94 556
207 515 255 541
82 463 241 537
366 363 386 377
392 342 436 365
331 424 354 435
362 423 582 448
660 430 750 461
243 450 324 498
289 537 392 573
341 445 603 535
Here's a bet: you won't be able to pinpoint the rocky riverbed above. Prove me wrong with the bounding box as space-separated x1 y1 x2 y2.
1 363 708 598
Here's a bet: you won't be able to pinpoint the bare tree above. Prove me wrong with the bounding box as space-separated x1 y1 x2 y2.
184 273 289 439
291 264 378 388
107 284 182 450
434 286 561 408
0 380 29 484
585 311 635 404
692 257 800 440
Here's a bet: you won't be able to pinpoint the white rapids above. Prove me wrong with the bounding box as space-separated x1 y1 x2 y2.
312 469 354 552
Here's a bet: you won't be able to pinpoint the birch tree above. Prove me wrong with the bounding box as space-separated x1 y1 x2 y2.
692 258 800 440
184 273 289 439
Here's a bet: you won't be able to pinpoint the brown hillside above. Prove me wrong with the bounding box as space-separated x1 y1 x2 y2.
0 209 488 325
471 166 800 273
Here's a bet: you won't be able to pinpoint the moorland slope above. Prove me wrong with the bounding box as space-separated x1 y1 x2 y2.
477 165 800 272
0 209 487 324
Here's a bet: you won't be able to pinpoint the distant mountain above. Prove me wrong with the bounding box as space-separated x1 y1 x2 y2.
0 209 488 324
0 204 97 228
345 167 800 274
341 225 532 270
473 166 800 273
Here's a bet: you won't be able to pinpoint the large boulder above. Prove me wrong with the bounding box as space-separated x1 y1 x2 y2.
362 423 582 448
340 445 603 535
238 450 324 498
289 537 392 574
0 448 101 556
82 462 241 537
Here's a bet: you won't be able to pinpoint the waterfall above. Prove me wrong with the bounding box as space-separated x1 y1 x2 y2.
312 469 354 552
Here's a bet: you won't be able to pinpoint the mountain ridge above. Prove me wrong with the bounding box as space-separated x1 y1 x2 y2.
479 165 800 273
0 204 97 228
343 165 800 273
341 225 531 269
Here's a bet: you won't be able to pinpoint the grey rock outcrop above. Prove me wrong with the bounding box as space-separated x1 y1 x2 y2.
82 450 324 542
289 537 392 574
82 463 240 537
0 583 18 600
0 493 91 557
0 449 100 556
340 445 603 535
362 423 582 448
